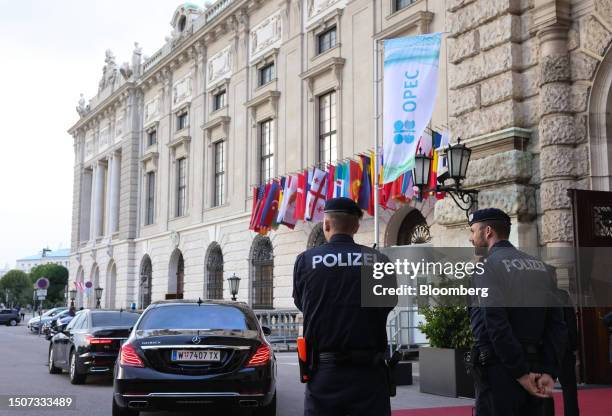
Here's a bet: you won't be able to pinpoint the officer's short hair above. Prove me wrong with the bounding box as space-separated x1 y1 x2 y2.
326 212 360 233
479 220 510 239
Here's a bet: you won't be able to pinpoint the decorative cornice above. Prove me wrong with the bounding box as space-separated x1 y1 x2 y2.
463 127 531 160
245 90 280 109
377 10 434 39
201 115 231 141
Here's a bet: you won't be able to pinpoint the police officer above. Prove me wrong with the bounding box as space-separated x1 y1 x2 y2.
467 208 567 416
293 197 396 416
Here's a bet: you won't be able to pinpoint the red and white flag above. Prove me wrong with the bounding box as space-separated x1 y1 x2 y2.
305 168 328 222
277 175 298 228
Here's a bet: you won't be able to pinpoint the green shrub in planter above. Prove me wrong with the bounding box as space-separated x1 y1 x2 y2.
418 305 473 349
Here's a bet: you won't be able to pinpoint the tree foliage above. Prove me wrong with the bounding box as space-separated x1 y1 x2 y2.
417 305 473 350
0 270 32 307
29 264 69 306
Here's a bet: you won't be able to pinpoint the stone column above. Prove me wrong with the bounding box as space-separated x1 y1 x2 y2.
109 153 121 233
104 155 113 236
89 164 98 240
533 0 574 287
93 161 106 238
80 168 93 242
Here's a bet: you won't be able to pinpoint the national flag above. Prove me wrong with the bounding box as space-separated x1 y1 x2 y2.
342 162 351 198
277 175 298 228
369 150 376 216
358 155 372 213
334 163 345 197
326 164 335 199
305 168 328 222
259 181 281 229
349 160 362 202
294 172 307 220
436 130 450 184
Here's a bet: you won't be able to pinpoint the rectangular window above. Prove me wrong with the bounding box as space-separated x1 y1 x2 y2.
145 172 155 225
176 158 186 217
177 113 188 131
259 120 274 184
317 26 337 55
212 90 226 112
318 91 337 165
147 129 157 146
258 63 274 86
214 141 225 207
395 0 416 11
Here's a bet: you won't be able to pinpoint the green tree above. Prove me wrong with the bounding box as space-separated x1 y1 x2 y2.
0 270 32 307
30 264 69 306
417 305 473 350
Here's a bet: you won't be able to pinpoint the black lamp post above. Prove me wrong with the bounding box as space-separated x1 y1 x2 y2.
228 273 241 301
94 287 103 309
69 289 77 309
414 138 479 219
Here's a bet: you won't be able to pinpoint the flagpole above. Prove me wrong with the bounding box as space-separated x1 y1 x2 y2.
373 38 380 248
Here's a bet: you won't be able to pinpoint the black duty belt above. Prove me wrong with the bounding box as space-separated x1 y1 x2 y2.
318 351 384 366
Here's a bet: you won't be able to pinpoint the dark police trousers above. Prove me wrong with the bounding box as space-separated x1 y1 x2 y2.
475 364 554 416
558 350 579 416
304 361 391 416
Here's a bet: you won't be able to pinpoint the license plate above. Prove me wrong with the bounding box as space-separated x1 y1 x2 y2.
171 350 221 362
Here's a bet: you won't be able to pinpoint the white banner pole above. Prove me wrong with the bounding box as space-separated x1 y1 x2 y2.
373 38 380 248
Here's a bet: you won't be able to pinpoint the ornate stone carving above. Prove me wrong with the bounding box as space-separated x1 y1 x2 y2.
99 50 118 92
250 11 282 63
99 125 110 150
593 206 612 237
144 96 160 123
207 46 233 88
173 75 192 108
84 131 94 160
115 114 124 141
170 231 180 248
76 93 90 117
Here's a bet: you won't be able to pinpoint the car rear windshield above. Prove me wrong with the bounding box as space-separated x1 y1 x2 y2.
138 305 256 331
91 312 140 327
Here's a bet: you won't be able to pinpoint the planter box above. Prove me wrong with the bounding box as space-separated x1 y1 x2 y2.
392 361 413 385
419 347 475 398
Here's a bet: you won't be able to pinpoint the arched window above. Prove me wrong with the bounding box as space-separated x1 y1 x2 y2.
307 223 327 248
75 267 84 308
140 256 152 309
397 210 430 245
89 264 100 308
250 236 274 310
106 261 117 309
206 243 224 299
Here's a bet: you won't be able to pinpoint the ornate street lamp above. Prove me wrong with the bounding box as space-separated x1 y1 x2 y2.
414 138 479 219
228 273 241 302
94 287 104 309
69 289 77 309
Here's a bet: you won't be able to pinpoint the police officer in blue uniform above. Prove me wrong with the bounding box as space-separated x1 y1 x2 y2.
293 197 396 416
467 208 567 416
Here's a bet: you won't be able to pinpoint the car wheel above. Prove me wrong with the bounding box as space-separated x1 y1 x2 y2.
48 347 62 374
69 350 87 385
253 391 276 416
9 319 17 326
112 397 139 416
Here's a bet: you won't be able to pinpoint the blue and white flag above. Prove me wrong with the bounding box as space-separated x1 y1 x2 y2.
382 33 442 184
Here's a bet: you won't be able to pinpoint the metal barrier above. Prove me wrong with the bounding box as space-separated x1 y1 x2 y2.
254 309 302 350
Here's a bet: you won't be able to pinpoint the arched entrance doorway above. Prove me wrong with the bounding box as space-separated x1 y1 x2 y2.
205 242 224 299
168 249 184 300
250 236 274 309
139 255 152 309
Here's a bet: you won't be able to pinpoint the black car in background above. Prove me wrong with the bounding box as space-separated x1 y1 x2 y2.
112 300 276 416
0 309 20 326
48 309 140 384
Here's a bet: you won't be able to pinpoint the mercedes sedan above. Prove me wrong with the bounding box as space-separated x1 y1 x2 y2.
112 300 276 416
48 309 140 384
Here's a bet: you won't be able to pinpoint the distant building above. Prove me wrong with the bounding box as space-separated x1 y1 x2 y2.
16 249 70 273
0 264 10 279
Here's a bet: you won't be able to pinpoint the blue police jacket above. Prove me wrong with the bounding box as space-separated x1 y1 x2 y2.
293 234 396 353
469 240 567 379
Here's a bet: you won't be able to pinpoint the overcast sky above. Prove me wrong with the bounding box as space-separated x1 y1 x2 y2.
0 0 183 267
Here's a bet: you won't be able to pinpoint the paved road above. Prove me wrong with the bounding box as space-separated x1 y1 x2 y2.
0 322 472 416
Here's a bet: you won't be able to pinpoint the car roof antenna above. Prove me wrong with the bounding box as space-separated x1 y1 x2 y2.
197 297 203 306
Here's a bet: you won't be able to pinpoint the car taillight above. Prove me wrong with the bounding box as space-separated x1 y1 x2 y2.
247 345 271 367
119 343 144 368
86 336 113 345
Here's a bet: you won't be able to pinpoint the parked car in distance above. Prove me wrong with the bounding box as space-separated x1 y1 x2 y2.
28 307 68 332
45 310 78 340
112 300 276 416
0 309 21 326
48 309 141 384
42 309 73 337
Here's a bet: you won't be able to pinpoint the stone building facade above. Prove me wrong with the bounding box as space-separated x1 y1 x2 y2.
67 0 612 310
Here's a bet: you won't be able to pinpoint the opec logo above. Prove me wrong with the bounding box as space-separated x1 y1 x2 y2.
393 120 416 144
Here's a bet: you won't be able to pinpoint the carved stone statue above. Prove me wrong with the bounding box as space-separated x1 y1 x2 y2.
76 93 90 117
99 49 118 92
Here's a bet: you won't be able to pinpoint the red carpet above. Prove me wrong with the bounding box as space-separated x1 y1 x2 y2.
392 387 612 416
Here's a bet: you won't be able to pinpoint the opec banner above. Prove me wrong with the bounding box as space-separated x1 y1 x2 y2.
382 33 442 184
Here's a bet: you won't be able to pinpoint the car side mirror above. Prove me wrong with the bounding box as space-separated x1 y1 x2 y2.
262 326 272 336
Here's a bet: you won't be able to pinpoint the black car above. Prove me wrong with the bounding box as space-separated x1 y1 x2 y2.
112 300 276 416
0 309 20 326
48 309 140 384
